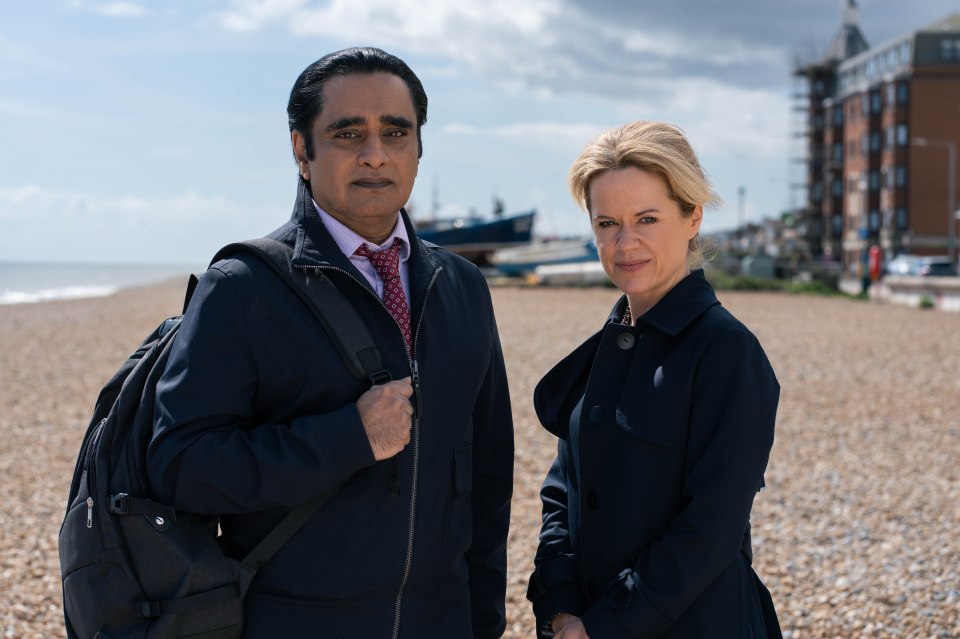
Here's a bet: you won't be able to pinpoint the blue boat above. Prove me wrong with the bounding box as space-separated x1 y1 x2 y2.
490 238 599 277
415 210 536 265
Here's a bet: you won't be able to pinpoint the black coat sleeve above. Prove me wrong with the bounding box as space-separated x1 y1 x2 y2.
528 449 587 637
582 327 780 638
466 290 515 639
147 266 376 514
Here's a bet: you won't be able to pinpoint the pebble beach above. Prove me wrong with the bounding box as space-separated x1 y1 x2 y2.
1 279 958 638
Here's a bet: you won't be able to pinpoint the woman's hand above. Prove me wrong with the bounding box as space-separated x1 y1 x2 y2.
551 613 590 639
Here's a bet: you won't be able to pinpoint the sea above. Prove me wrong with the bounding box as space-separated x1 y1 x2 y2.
0 262 202 305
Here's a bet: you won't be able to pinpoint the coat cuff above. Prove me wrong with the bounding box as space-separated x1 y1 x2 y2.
581 569 674 639
528 556 586 630
302 403 376 484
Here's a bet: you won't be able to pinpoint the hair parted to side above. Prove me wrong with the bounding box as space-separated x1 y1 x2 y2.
287 46 428 160
569 120 722 268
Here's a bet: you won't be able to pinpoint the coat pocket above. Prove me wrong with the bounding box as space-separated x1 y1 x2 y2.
438 445 473 600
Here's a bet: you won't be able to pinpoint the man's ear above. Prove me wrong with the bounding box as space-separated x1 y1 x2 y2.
291 130 309 180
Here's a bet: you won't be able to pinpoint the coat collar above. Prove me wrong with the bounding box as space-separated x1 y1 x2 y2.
286 177 442 308
608 269 719 337
534 269 720 437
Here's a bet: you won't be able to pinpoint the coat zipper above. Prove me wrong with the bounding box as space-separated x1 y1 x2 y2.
391 267 440 639
294 259 443 639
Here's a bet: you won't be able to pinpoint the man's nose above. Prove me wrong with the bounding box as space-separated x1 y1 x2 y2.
359 135 388 167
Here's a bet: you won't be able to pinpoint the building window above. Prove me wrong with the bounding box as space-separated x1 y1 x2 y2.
833 142 843 163
870 131 881 153
870 92 881 113
886 83 895 107
882 167 891 189
900 42 911 65
869 210 880 231
869 170 880 192
861 133 868 155
896 123 908 146
897 82 909 105
833 177 843 198
813 114 824 130
833 107 843 126
940 39 960 62
833 214 843 235
896 206 908 230
895 165 907 188
885 125 895 148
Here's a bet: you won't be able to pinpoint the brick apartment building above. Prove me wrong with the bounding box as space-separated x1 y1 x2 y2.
792 2 960 276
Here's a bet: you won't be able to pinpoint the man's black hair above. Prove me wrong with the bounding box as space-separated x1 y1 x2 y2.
288 47 428 160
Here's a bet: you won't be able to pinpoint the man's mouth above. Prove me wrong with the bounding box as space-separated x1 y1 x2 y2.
353 178 392 189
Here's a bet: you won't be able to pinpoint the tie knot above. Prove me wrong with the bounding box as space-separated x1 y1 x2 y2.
355 237 404 283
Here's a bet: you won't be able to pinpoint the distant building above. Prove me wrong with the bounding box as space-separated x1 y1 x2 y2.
792 2 960 275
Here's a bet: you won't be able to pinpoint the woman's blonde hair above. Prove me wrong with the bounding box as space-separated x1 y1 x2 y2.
569 120 721 268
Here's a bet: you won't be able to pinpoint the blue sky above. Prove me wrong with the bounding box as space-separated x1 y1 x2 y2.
0 0 952 264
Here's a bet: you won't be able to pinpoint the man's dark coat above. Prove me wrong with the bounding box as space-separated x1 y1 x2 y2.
528 270 781 638
148 179 514 638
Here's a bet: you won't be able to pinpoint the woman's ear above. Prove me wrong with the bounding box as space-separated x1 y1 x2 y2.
689 205 703 238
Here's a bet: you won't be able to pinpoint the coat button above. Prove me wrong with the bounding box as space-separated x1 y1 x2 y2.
587 578 598 597
589 405 603 423
617 332 635 350
586 491 598 510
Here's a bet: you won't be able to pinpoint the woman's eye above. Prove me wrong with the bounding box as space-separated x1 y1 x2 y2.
640 216 657 224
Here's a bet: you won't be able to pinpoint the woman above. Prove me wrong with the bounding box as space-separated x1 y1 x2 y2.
527 121 782 639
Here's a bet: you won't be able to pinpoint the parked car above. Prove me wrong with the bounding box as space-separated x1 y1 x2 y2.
885 254 957 277
917 257 957 277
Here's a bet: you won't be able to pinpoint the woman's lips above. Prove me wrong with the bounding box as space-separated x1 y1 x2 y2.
616 259 650 272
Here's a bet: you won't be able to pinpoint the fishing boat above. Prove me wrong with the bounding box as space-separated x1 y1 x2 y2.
414 210 536 265
490 237 598 277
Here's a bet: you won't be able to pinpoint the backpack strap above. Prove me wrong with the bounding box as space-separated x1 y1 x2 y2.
207 238 387 573
211 238 391 385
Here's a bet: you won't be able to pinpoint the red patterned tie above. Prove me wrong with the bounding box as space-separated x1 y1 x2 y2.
355 238 412 354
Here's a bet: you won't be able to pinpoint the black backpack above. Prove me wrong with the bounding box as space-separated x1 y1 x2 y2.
58 238 391 639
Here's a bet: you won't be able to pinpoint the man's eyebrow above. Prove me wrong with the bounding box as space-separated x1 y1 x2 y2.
325 116 365 132
381 115 413 128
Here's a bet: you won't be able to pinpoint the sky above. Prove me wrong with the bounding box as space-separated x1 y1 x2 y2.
0 0 953 264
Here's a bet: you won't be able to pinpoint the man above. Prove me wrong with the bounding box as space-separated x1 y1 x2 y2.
148 47 514 638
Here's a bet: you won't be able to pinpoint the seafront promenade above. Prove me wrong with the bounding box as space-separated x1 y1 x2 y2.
1 280 957 637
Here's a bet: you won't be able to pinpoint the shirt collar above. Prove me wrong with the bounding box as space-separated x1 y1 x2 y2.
608 269 720 336
313 200 411 263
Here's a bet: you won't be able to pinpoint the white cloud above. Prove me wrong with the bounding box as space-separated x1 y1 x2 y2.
442 122 604 154
68 0 150 18
0 186 272 263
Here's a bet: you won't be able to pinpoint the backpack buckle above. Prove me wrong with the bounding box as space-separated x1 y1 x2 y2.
369 369 392 385
109 493 129 515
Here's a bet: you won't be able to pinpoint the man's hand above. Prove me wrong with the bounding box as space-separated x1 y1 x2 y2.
356 377 414 460
552 613 589 639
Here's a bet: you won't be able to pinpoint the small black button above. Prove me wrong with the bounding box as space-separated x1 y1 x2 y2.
617 332 635 350
586 491 598 510
587 578 598 597
589 405 603 423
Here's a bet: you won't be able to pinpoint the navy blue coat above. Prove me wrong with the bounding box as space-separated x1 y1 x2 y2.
527 270 780 638
148 180 514 638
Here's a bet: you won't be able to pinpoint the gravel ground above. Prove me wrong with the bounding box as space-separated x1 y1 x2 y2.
1 280 958 638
